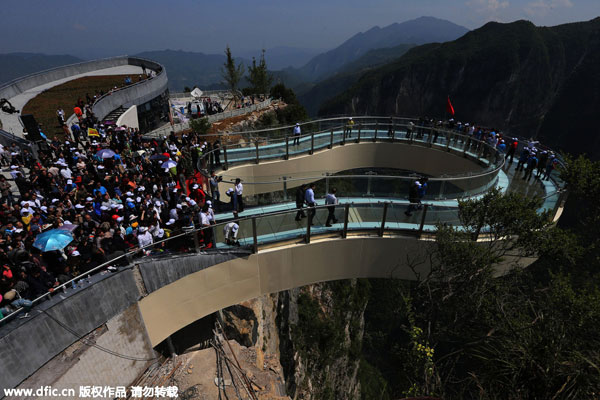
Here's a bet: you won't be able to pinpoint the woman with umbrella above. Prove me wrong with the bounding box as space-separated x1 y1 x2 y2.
162 159 177 177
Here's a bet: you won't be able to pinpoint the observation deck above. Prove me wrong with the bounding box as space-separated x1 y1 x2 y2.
0 116 566 393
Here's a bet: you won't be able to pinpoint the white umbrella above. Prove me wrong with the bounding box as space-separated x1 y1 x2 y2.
161 160 177 169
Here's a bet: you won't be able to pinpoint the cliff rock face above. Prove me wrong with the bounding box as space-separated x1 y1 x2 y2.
319 18 600 158
220 279 369 399
276 280 368 400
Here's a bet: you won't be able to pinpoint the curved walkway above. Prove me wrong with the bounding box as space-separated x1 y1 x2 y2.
1 65 144 136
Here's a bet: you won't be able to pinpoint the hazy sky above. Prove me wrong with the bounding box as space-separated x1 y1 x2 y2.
2 0 598 58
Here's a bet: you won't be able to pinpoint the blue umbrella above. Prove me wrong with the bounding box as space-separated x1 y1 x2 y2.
96 149 116 159
150 154 169 161
33 229 74 252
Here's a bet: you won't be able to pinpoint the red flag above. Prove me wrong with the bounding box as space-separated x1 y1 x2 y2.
446 96 455 116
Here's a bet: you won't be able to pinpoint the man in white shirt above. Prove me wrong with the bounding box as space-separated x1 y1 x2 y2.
305 183 316 224
60 164 72 180
137 226 153 255
224 222 240 246
233 178 244 217
293 123 301 146
199 204 212 247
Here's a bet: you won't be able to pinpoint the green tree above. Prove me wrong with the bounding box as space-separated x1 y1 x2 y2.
398 185 600 399
189 117 211 135
247 49 273 95
270 83 298 105
221 45 244 104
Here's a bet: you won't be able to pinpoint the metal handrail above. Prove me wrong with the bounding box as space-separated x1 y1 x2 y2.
217 172 499 185
197 119 506 181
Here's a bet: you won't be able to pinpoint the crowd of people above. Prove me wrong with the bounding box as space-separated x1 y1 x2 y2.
404 117 558 182
0 120 239 320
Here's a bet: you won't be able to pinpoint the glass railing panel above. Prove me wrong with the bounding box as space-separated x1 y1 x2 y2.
254 210 287 244
288 133 313 156
423 206 461 228
257 138 286 161
313 131 332 151
384 202 422 230
224 143 256 164
346 203 384 232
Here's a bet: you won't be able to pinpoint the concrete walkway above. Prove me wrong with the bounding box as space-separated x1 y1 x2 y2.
1 65 144 137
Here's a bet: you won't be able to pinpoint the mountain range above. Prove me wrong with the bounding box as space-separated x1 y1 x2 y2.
0 53 83 84
293 16 469 83
318 18 600 159
0 16 468 94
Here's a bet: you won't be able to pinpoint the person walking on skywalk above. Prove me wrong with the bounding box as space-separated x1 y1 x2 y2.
344 117 355 138
295 184 307 221
305 183 317 225
293 123 301 146
405 177 428 216
325 188 339 227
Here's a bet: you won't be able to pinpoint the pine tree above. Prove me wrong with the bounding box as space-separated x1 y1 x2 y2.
221 45 244 104
247 49 273 95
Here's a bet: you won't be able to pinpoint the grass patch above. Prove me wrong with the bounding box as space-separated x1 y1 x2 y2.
21 74 146 140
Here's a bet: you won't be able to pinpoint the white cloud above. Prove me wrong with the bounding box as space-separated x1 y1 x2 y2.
466 0 510 13
524 0 574 17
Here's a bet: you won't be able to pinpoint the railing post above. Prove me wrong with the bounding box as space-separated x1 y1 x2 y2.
341 125 346 146
325 173 329 195
418 204 429 238
329 129 334 149
446 132 451 151
252 217 258 253
374 121 378 142
391 123 395 143
379 202 388 237
223 145 228 170
306 210 312 244
255 140 260 164
437 180 446 200
310 132 314 155
191 226 200 253
356 123 361 143
283 176 288 201
285 135 289 160
342 203 350 239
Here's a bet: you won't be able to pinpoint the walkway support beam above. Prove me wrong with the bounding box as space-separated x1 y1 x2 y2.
342 203 350 239
379 202 388 237
374 122 378 142
329 129 334 149
252 217 258 253
418 204 429 238
306 211 313 244
285 136 289 160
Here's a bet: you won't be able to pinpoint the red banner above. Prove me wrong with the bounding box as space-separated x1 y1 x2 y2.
446 96 455 116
